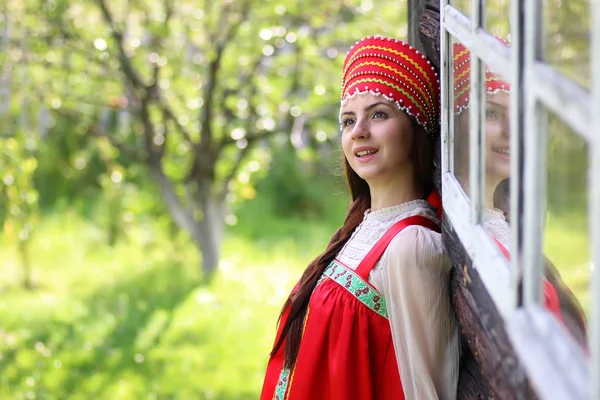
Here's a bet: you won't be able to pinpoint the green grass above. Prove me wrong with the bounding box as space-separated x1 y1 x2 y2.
1 200 591 399
0 212 338 399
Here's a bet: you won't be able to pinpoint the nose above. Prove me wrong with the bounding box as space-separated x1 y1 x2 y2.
350 117 370 140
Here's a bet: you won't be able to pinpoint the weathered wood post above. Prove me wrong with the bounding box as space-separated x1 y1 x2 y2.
414 1 535 398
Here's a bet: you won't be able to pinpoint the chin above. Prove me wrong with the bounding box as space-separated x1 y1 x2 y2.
490 164 510 180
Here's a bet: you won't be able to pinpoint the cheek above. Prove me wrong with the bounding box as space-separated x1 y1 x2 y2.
341 133 353 159
393 129 413 160
485 121 503 140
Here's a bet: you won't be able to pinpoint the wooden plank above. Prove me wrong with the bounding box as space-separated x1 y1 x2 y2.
419 0 441 70
408 0 425 53
443 216 534 400
418 3 533 397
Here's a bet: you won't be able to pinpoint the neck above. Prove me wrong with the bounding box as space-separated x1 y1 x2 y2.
368 172 422 211
456 172 500 210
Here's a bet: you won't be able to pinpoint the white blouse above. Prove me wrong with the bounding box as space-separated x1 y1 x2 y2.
483 207 511 249
336 200 460 400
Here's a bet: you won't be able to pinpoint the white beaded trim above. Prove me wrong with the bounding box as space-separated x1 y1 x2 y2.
343 70 436 123
340 36 441 138
341 52 438 97
454 88 512 115
343 35 438 76
339 90 436 138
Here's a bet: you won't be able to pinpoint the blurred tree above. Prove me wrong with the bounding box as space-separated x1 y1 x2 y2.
0 136 39 289
1 7 40 289
6 0 408 279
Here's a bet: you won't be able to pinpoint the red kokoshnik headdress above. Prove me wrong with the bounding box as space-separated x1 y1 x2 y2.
341 36 440 136
453 38 511 114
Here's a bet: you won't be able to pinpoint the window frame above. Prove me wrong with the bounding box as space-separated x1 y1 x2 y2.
438 0 600 398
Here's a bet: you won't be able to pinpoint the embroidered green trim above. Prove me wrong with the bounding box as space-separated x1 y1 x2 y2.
323 260 388 319
271 261 388 399
274 367 291 400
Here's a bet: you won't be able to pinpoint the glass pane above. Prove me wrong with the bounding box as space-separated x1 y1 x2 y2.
486 0 511 38
543 0 591 88
483 62 512 246
452 38 470 197
544 112 590 349
452 0 470 17
452 37 512 224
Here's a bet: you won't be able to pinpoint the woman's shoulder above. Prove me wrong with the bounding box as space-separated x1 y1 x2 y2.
383 223 449 272
388 222 443 251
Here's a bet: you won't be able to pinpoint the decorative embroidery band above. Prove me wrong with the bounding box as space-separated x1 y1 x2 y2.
344 45 430 88
272 261 388 399
323 260 388 319
273 368 291 400
344 78 428 120
346 61 432 108
273 306 311 399
453 78 511 103
453 47 470 61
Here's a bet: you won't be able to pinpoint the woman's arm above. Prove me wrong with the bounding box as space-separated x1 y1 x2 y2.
377 225 460 400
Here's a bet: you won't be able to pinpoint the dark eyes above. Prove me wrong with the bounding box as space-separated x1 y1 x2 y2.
341 118 355 128
341 111 388 128
486 110 498 119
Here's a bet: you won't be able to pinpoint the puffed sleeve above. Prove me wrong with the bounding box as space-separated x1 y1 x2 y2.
374 225 460 400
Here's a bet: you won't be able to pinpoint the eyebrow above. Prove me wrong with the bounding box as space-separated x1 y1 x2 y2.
340 102 393 117
486 100 508 109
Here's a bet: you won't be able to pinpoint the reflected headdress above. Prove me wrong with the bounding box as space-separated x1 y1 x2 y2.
341 36 440 136
453 38 512 114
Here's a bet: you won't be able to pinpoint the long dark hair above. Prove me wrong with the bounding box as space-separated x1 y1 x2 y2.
544 259 588 346
271 119 434 369
493 179 588 344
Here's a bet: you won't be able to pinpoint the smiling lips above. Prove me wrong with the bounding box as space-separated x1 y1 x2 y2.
492 147 510 156
354 147 378 158
352 147 379 164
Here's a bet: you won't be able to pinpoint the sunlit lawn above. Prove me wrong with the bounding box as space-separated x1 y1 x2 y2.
0 213 335 399
0 206 592 399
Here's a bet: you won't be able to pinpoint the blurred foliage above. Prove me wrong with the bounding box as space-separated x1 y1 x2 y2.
0 0 595 397
0 0 407 396
253 144 346 218
0 211 335 399
1 0 411 275
451 0 590 217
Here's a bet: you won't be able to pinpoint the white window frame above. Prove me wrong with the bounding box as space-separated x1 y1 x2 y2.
440 0 600 398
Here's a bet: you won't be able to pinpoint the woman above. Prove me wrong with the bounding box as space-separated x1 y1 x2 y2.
452 41 587 345
453 41 511 222
453 40 513 246
261 36 460 400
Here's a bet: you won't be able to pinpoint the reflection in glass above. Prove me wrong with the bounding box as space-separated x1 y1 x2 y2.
543 0 590 88
452 39 472 197
452 39 511 227
483 89 511 247
543 113 589 348
451 39 589 347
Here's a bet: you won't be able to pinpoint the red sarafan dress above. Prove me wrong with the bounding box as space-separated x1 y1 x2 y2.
491 236 564 321
261 215 441 400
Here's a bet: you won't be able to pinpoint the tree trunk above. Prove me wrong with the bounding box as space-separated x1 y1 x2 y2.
195 184 226 281
148 161 226 280
19 238 33 290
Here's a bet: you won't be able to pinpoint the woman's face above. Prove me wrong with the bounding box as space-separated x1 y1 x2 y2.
455 91 511 185
484 92 511 183
340 95 414 187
